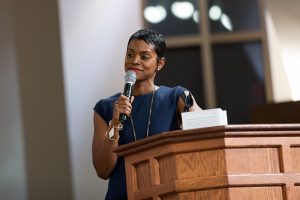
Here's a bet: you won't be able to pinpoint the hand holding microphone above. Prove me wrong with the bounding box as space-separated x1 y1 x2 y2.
119 71 136 123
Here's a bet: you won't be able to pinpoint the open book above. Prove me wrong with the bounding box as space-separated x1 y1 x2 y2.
181 108 228 130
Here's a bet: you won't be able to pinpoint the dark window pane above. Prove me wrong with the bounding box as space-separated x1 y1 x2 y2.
213 42 265 123
208 0 260 33
143 0 200 36
155 47 205 108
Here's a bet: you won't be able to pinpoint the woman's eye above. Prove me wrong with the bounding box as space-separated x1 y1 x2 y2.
141 55 150 60
126 53 133 58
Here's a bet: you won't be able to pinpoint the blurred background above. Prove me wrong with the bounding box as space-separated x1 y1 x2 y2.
1 0 299 199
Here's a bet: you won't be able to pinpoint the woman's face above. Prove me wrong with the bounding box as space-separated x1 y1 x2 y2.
125 39 163 82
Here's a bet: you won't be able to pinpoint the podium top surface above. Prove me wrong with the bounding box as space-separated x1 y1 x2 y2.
115 124 300 156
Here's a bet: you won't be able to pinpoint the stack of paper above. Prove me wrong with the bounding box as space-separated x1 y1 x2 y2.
181 108 228 130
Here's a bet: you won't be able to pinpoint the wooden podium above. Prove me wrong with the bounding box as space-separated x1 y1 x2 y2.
115 124 300 200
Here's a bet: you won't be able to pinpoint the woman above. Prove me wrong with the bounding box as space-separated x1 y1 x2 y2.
92 29 201 199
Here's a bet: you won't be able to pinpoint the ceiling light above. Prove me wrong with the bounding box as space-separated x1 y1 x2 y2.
193 10 199 23
221 13 233 31
144 5 167 24
171 1 194 20
209 5 222 21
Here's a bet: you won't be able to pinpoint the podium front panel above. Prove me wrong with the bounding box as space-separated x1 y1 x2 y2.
115 124 300 200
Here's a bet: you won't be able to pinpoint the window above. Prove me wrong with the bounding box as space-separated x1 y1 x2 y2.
142 0 270 124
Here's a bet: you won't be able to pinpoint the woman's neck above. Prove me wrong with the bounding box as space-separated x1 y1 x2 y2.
132 82 155 96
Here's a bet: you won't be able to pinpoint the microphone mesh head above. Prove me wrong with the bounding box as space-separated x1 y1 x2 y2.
124 70 137 84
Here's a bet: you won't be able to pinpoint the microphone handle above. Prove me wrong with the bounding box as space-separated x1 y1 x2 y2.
119 83 133 122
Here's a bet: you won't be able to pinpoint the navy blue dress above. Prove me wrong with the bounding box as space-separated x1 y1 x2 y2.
94 86 187 199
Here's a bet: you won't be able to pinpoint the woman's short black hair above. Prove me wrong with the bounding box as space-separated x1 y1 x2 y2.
128 29 166 61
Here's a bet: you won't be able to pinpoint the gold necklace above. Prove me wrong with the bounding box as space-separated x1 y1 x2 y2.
129 88 155 141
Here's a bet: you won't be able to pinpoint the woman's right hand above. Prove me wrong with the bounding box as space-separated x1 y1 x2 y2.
112 95 134 121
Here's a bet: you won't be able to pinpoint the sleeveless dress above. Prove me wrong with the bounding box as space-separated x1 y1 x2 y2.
94 86 187 199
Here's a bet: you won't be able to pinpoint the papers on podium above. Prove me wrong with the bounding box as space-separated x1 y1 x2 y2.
181 108 228 130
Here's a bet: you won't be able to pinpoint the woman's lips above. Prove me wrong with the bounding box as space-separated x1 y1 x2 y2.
128 68 142 73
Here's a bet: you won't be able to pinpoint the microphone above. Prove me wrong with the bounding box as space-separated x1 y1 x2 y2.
119 70 136 123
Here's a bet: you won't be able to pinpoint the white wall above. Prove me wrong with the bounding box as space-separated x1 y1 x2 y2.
264 0 300 102
58 1 142 199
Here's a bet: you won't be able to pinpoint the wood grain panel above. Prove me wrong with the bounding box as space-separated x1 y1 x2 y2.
161 189 227 200
226 147 280 174
158 155 177 184
160 186 283 200
160 193 179 200
295 186 300 199
228 186 283 200
135 160 151 190
174 149 227 180
291 146 300 172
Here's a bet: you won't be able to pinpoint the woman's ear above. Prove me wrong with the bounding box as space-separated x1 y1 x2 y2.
157 57 166 71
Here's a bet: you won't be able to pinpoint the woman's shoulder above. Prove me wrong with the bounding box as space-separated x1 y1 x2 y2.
96 92 121 104
157 85 187 95
94 92 121 113
100 92 121 103
155 86 187 103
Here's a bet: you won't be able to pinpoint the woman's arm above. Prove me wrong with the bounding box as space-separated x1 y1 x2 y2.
178 91 202 113
177 91 202 125
92 112 119 179
92 95 133 179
